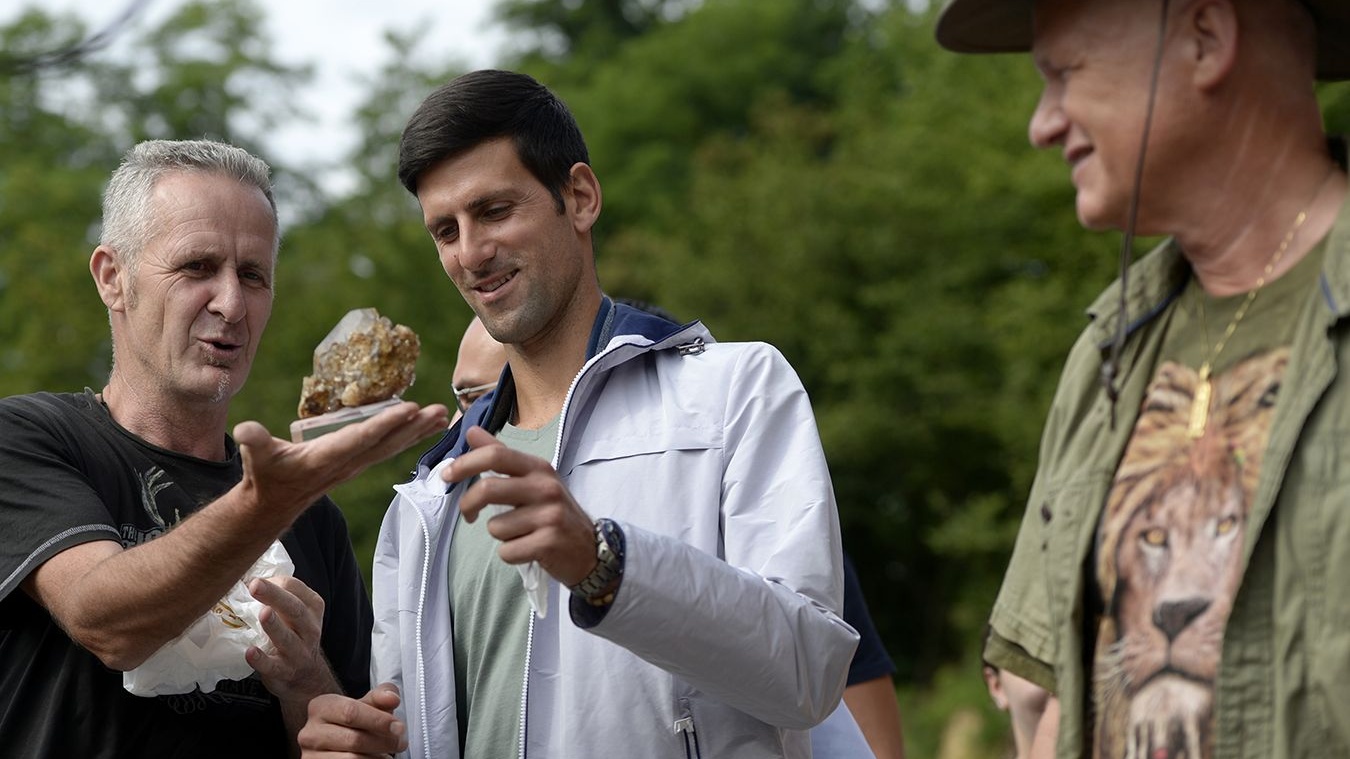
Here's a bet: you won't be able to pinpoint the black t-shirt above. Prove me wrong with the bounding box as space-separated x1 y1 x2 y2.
0 390 373 758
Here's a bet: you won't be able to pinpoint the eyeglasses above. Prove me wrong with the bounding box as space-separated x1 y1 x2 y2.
452 381 497 413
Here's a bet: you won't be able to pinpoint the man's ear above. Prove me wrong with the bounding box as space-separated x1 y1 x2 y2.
1184 0 1239 91
90 245 127 311
565 162 603 235
984 666 1009 711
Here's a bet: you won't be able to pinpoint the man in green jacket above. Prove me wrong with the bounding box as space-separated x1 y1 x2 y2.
936 0 1350 757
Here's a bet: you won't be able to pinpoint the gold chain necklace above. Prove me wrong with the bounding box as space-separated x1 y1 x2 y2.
1186 209 1309 438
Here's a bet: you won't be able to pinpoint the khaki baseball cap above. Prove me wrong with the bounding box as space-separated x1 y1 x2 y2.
934 0 1350 81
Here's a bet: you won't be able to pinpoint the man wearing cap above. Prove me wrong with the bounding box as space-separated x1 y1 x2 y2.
935 0 1350 757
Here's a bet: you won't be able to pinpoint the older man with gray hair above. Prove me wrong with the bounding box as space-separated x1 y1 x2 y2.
937 1 1350 757
0 139 447 757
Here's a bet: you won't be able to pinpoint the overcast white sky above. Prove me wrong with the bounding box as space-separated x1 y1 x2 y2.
1 0 510 193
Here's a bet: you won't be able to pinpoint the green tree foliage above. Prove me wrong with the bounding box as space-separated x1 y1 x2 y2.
0 10 124 392
496 0 689 64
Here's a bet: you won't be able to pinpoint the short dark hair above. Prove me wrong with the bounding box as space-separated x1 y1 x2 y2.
397 69 590 212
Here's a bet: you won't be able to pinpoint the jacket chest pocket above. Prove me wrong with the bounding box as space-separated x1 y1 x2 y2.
563 426 724 545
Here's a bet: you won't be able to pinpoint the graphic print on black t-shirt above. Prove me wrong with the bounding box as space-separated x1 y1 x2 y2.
139 466 178 528
1091 347 1287 759
117 466 175 547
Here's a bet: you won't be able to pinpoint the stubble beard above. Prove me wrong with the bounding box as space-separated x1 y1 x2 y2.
210 373 232 404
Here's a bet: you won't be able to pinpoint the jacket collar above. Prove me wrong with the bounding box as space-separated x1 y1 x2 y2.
1315 187 1350 321
416 296 698 470
1084 238 1191 354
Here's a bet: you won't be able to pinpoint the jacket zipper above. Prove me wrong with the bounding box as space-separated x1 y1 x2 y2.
675 696 702 759
517 612 534 758
411 501 434 758
674 715 702 759
511 325 707 758
411 460 455 759
509 341 608 757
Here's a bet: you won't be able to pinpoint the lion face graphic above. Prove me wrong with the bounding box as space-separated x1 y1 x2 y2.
1092 348 1286 759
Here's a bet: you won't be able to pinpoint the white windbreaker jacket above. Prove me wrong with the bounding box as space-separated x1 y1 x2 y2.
371 301 859 758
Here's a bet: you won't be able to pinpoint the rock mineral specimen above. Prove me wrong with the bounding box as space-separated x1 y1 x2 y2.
297 308 420 418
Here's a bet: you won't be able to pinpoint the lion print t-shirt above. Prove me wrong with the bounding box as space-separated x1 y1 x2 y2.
1090 241 1325 759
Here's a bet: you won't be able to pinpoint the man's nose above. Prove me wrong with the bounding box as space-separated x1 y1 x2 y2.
1028 87 1068 149
455 223 497 272
209 272 246 323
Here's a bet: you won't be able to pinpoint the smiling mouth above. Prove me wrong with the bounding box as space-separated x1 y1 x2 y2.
474 271 516 294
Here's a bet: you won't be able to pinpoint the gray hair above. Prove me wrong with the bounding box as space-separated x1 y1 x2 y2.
100 139 279 275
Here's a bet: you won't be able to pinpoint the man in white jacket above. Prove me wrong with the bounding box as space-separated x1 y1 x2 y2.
300 68 859 759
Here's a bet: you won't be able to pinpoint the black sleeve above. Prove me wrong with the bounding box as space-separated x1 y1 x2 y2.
0 394 123 603
842 551 896 686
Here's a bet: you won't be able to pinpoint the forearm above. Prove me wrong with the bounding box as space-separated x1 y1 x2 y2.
1029 696 1060 759
29 482 304 669
279 665 343 759
843 676 907 759
584 525 858 728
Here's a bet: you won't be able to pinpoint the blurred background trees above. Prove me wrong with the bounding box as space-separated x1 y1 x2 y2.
3 1 1347 755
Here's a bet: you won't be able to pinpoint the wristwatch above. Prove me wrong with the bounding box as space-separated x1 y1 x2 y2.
571 518 624 606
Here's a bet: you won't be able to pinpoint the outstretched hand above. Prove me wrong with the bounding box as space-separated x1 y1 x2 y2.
234 401 449 520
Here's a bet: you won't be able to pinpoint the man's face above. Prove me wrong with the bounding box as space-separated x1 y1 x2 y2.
417 137 595 351
1029 0 1171 230
111 171 276 406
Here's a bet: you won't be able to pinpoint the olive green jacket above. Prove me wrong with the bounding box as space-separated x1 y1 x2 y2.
985 193 1350 758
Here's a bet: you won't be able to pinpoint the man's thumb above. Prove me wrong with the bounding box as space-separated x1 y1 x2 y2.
233 420 271 448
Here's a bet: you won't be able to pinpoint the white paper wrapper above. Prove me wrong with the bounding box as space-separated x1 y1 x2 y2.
481 470 548 618
122 541 295 696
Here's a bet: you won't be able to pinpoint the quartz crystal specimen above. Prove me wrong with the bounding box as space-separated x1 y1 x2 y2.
297 308 420 418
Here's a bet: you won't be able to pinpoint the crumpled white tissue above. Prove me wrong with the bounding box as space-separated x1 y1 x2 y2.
481 470 548 618
122 540 295 696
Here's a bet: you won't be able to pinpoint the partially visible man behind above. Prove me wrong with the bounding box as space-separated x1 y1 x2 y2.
936 0 1350 757
0 139 448 757
450 315 506 422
